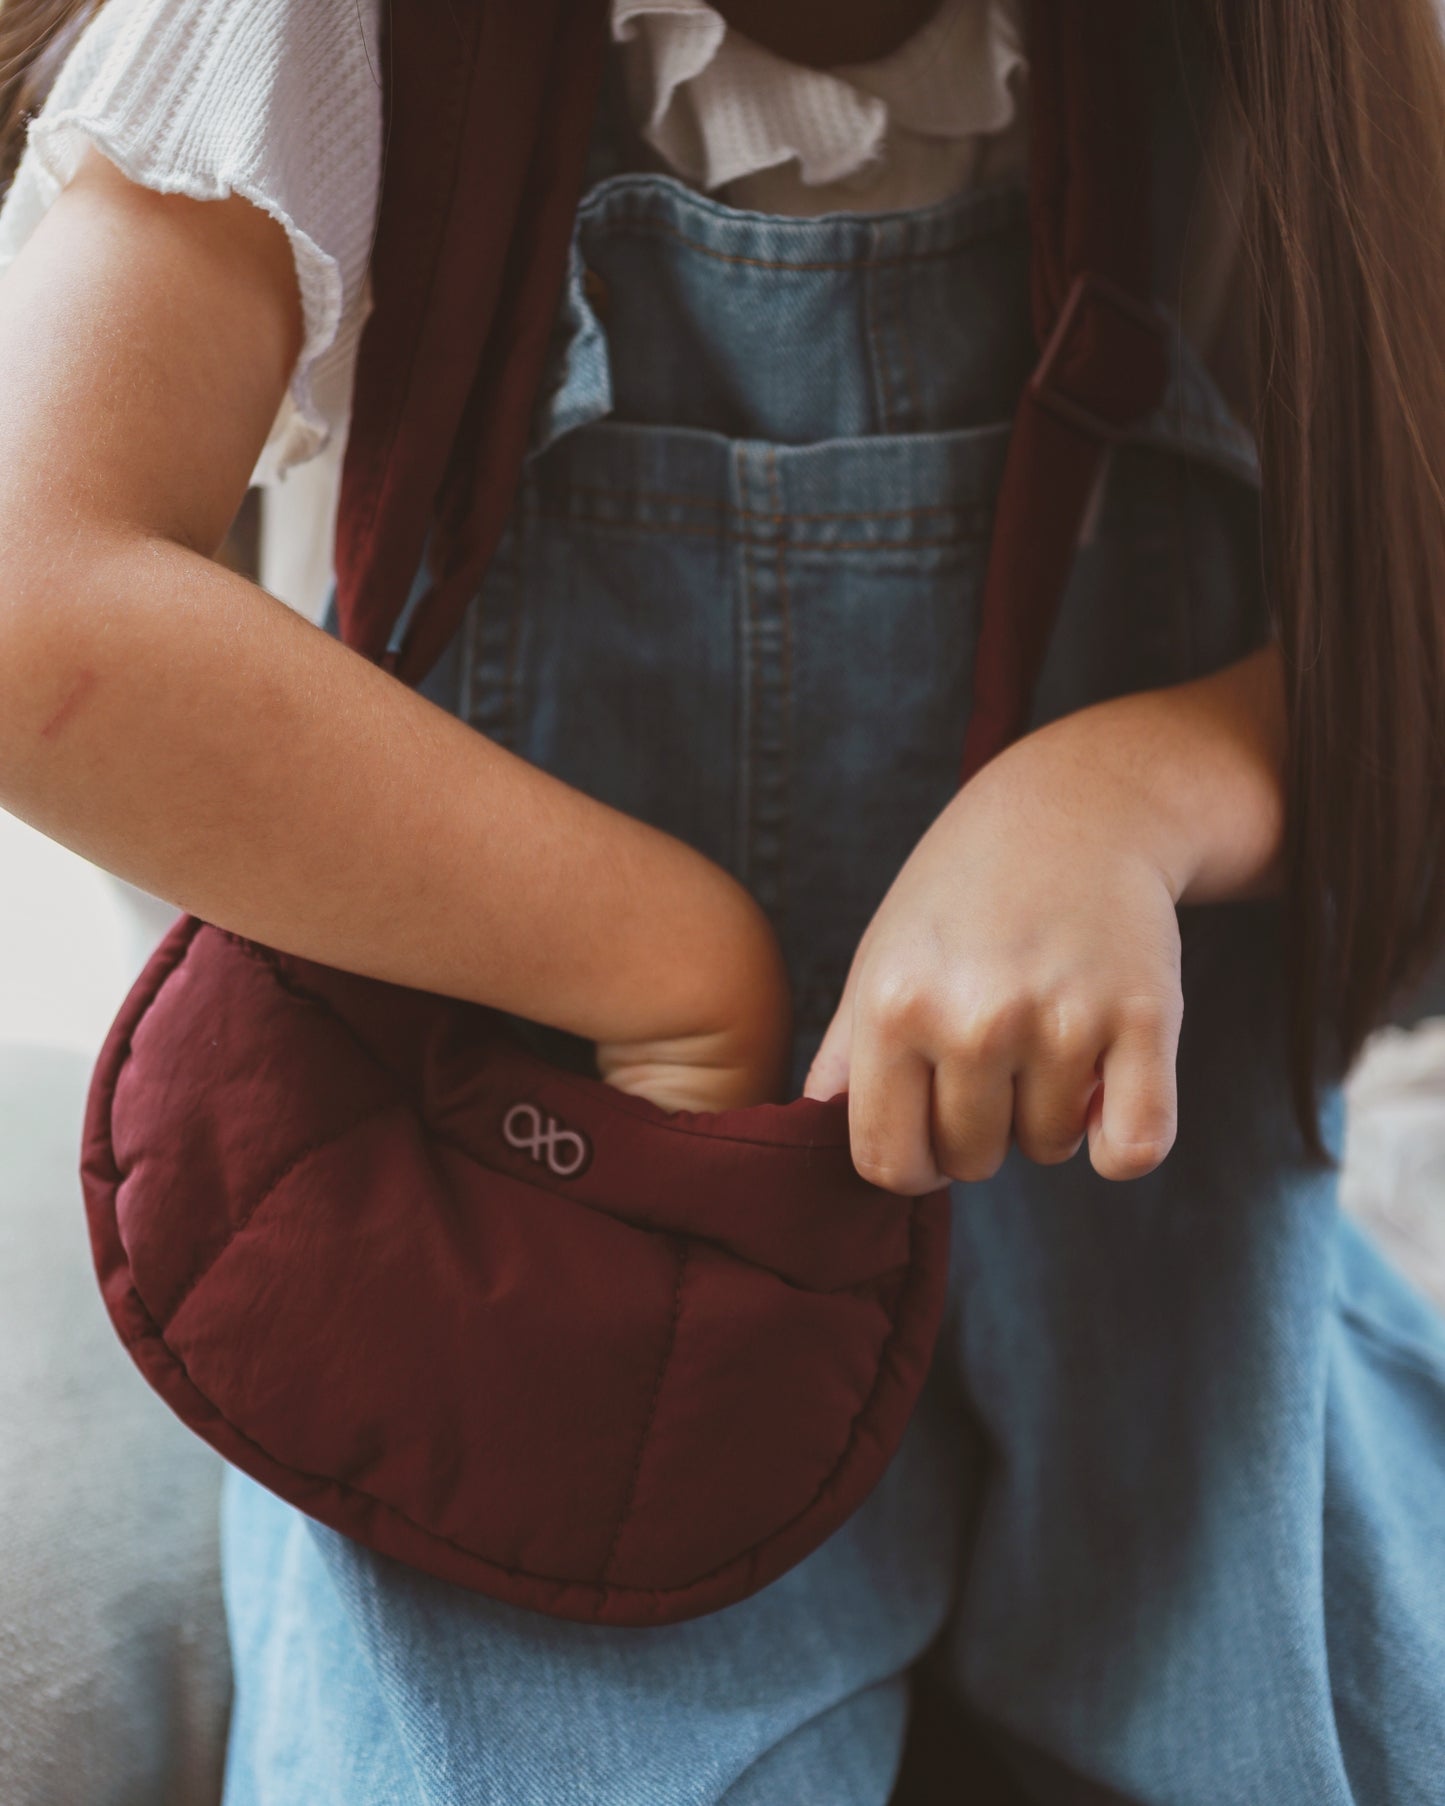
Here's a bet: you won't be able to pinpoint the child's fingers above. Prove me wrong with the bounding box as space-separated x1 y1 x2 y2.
846 1035 947 1197
1086 999 1182 1180
931 1052 1015 1182
1010 1037 1098 1166
801 977 854 1102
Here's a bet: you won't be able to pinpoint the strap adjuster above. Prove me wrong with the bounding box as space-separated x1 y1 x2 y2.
1028 269 1167 442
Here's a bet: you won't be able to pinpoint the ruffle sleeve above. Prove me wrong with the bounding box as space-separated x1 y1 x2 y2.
0 0 384 487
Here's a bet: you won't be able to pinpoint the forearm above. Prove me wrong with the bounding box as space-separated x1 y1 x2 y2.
0 154 790 1109
0 530 781 1051
987 642 1287 907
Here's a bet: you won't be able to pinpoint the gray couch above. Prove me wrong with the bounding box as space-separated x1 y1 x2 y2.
0 1044 230 1806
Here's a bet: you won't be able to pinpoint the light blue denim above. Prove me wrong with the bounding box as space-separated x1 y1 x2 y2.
220 62 1445 1806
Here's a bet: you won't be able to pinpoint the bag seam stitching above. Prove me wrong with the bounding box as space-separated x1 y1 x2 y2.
602 1238 690 1584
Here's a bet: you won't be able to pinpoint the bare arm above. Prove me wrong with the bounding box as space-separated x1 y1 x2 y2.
1006 639 1288 909
0 148 790 1108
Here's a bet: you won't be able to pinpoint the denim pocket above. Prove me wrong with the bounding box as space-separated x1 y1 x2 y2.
463 416 1012 1029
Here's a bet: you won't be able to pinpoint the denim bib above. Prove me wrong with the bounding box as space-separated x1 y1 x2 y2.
423 154 1264 1072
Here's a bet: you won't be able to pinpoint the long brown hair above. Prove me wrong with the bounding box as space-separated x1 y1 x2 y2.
1204 0 1445 1155
0 0 102 194
3 0 1444 1160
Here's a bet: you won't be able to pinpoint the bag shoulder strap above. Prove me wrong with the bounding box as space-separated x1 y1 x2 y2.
958 0 1168 784
332 0 610 678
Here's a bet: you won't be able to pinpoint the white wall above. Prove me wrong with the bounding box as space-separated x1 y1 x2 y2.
0 435 343 1051
0 812 168 1051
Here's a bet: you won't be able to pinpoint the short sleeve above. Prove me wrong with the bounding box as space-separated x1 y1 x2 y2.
0 0 384 488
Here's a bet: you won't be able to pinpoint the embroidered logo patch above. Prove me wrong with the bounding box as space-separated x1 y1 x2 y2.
501 1100 592 1178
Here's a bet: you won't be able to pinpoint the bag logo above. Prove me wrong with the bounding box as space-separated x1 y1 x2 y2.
501 1101 592 1178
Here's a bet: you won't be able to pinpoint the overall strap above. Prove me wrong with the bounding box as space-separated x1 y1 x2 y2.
957 0 1167 785
332 0 611 678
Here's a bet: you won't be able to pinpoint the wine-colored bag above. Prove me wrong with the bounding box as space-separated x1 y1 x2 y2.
80 0 1164 1626
84 918 950 1623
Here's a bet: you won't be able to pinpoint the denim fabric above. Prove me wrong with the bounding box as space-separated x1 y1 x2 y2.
222 124 1445 1806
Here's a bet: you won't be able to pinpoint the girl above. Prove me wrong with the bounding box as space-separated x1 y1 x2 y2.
1 0 1443 1800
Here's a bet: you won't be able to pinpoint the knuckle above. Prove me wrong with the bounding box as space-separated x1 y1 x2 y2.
854 1149 929 1195
933 1114 1011 1184
953 993 1030 1065
1035 993 1104 1062
863 1155 932 1199
860 963 935 1039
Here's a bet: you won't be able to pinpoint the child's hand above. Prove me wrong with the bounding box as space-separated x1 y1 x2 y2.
802 651 1286 1192
802 711 1194 1193
596 881 794 1115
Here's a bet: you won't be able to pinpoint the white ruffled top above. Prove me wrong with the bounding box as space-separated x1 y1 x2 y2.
0 0 1026 489
614 0 1027 216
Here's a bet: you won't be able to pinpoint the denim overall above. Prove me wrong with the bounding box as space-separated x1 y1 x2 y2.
220 50 1445 1806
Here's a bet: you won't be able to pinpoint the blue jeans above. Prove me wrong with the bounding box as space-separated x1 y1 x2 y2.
222 146 1445 1806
